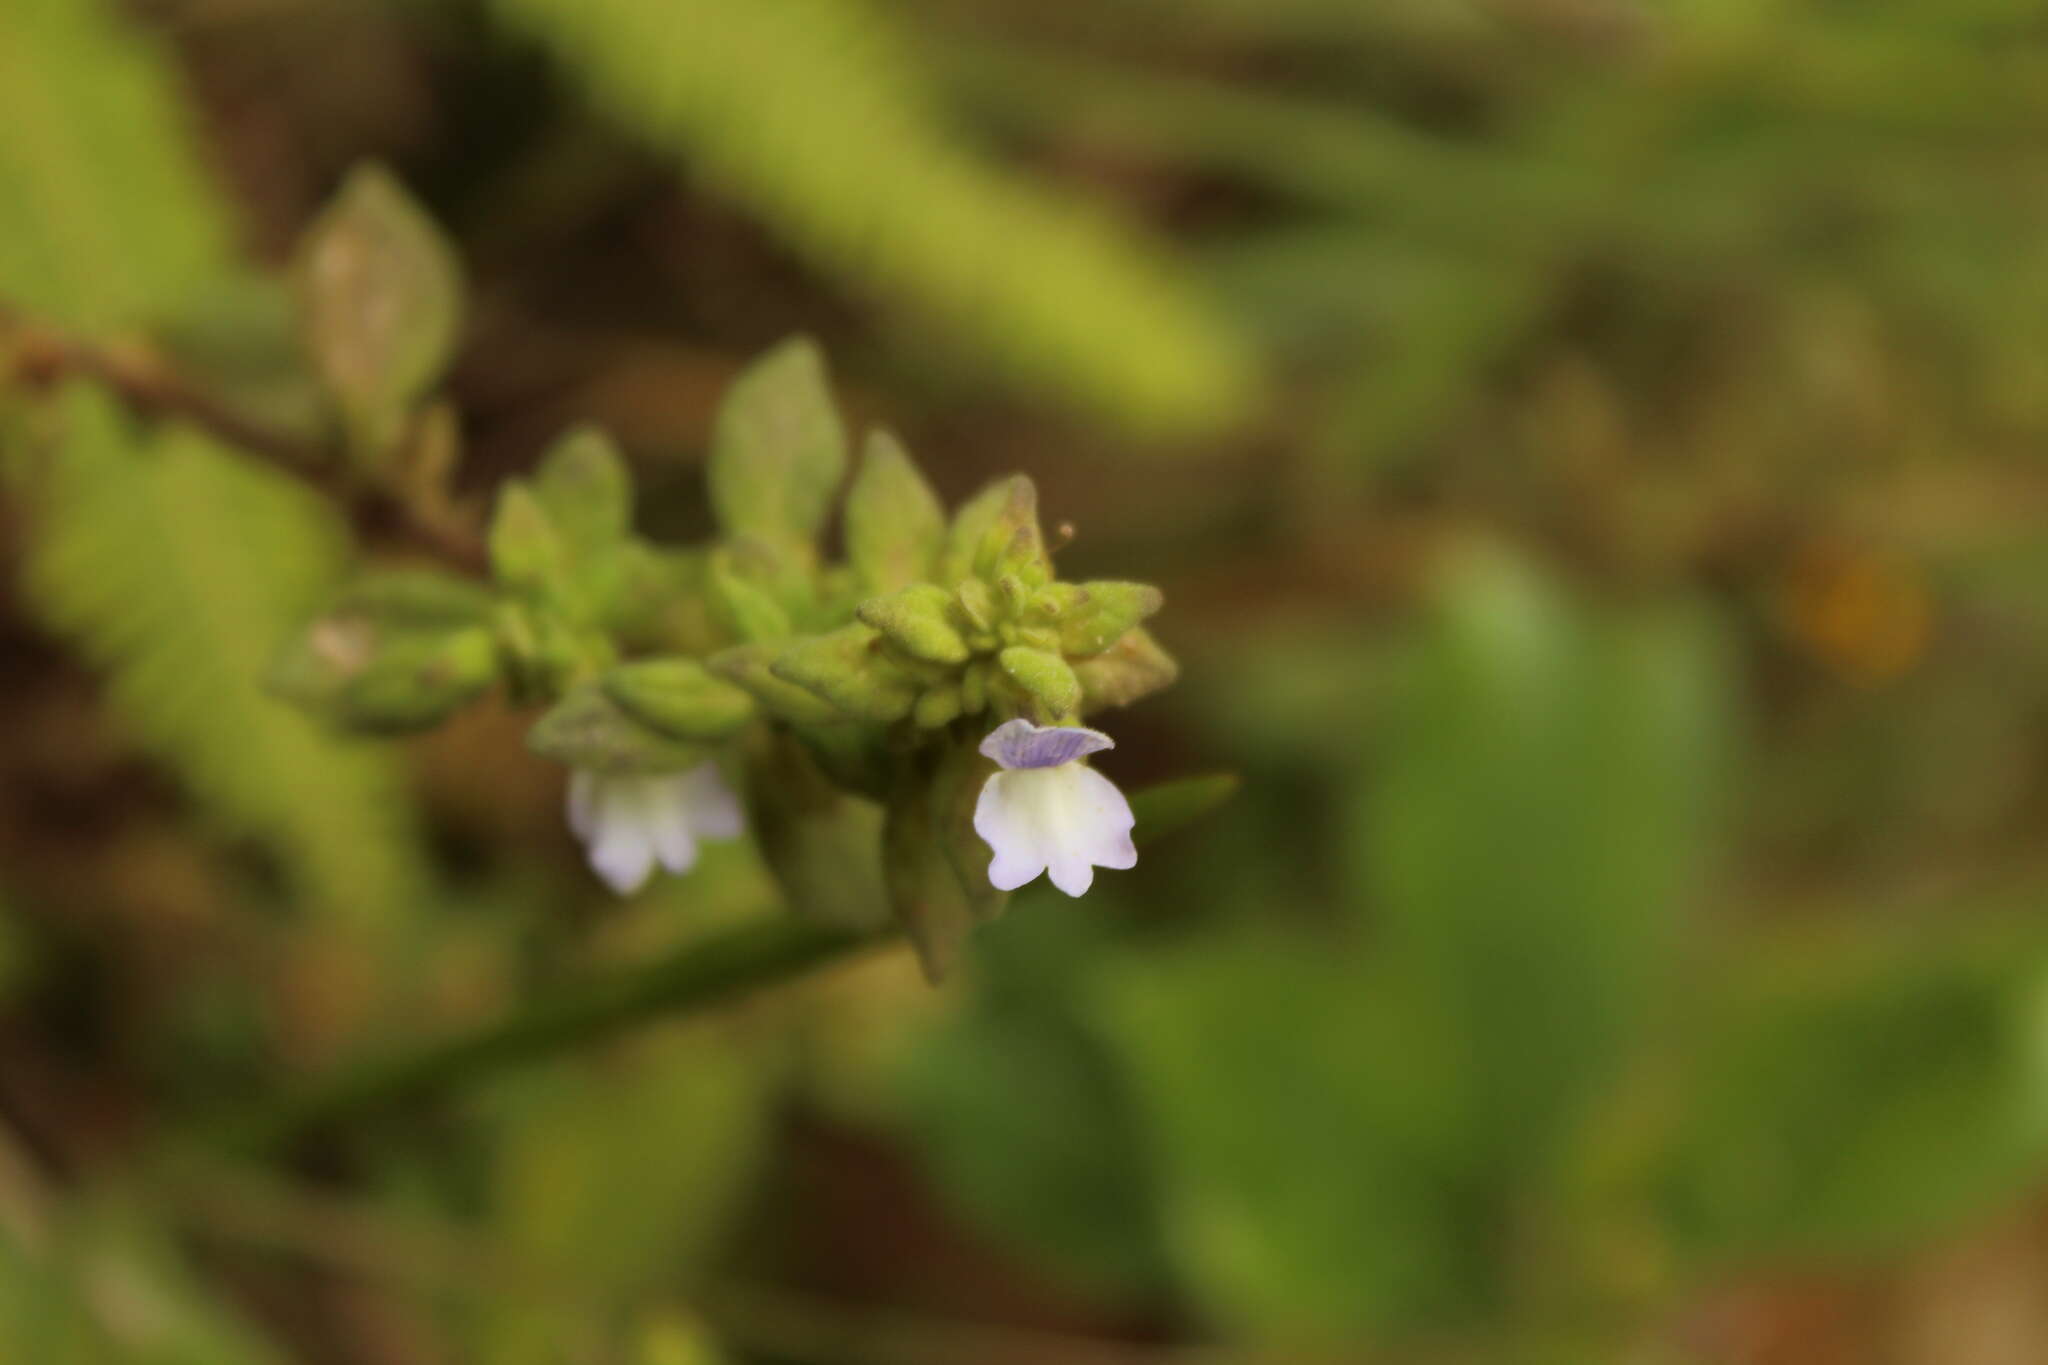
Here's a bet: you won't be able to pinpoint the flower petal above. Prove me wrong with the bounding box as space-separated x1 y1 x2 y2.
673 761 745 842
589 819 657 895
1067 766 1137 870
1045 852 1096 897
566 769 603 841
974 769 1049 890
979 718 1114 770
646 813 700 876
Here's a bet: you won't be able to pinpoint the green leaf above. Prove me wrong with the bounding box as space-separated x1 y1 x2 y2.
293 162 464 459
603 658 757 741
1358 548 1732 1169
1126 773 1239 844
480 1034 773 1362
1090 936 1473 1338
484 0 1254 433
1658 933 2048 1264
845 429 945 591
898 954 1172 1294
705 336 846 546
0 1197 283 1365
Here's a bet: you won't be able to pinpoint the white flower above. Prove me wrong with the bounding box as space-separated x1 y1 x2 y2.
566 763 745 895
972 719 1137 897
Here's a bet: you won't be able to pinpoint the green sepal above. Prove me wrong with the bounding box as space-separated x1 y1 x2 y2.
329 569 496 630
795 724 895 804
492 602 604 704
742 730 891 930
960 658 992 715
706 644 846 726
270 614 496 733
338 627 498 731
602 658 757 741
997 645 1082 720
1074 627 1180 712
770 625 921 723
527 683 711 775
883 739 1008 982
846 429 945 592
485 426 634 623
1127 774 1240 845
954 578 997 635
708 549 795 644
707 336 846 547
913 683 965 729
1049 581 1164 658
856 583 971 665
609 545 720 655
293 162 463 462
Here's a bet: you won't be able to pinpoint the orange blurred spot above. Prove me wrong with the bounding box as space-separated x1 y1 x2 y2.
1779 540 1933 685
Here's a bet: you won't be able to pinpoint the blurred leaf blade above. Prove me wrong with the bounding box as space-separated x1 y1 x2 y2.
0 0 428 923
24 392 426 921
0 0 230 329
487 0 1257 434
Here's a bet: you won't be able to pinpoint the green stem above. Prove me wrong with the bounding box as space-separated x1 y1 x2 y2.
189 917 889 1156
172 773 1231 1158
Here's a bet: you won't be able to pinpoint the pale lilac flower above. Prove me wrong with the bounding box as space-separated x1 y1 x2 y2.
972 719 1137 897
567 763 745 895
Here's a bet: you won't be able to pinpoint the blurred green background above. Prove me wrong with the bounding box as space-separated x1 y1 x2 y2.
6 0 2048 1361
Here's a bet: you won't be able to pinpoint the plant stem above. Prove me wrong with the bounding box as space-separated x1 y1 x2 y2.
188 917 889 1157
171 775 1229 1158
0 302 488 570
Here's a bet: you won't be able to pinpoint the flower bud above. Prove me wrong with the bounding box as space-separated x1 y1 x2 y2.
997 645 1082 719
708 552 793 643
856 584 970 665
770 625 921 723
528 683 711 775
271 612 495 733
706 644 845 726
603 658 757 741
913 682 965 729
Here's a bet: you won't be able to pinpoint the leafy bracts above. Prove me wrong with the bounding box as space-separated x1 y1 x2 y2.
275 333 1183 972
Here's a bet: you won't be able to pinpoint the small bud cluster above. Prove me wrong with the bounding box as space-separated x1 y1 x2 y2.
274 335 1177 977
